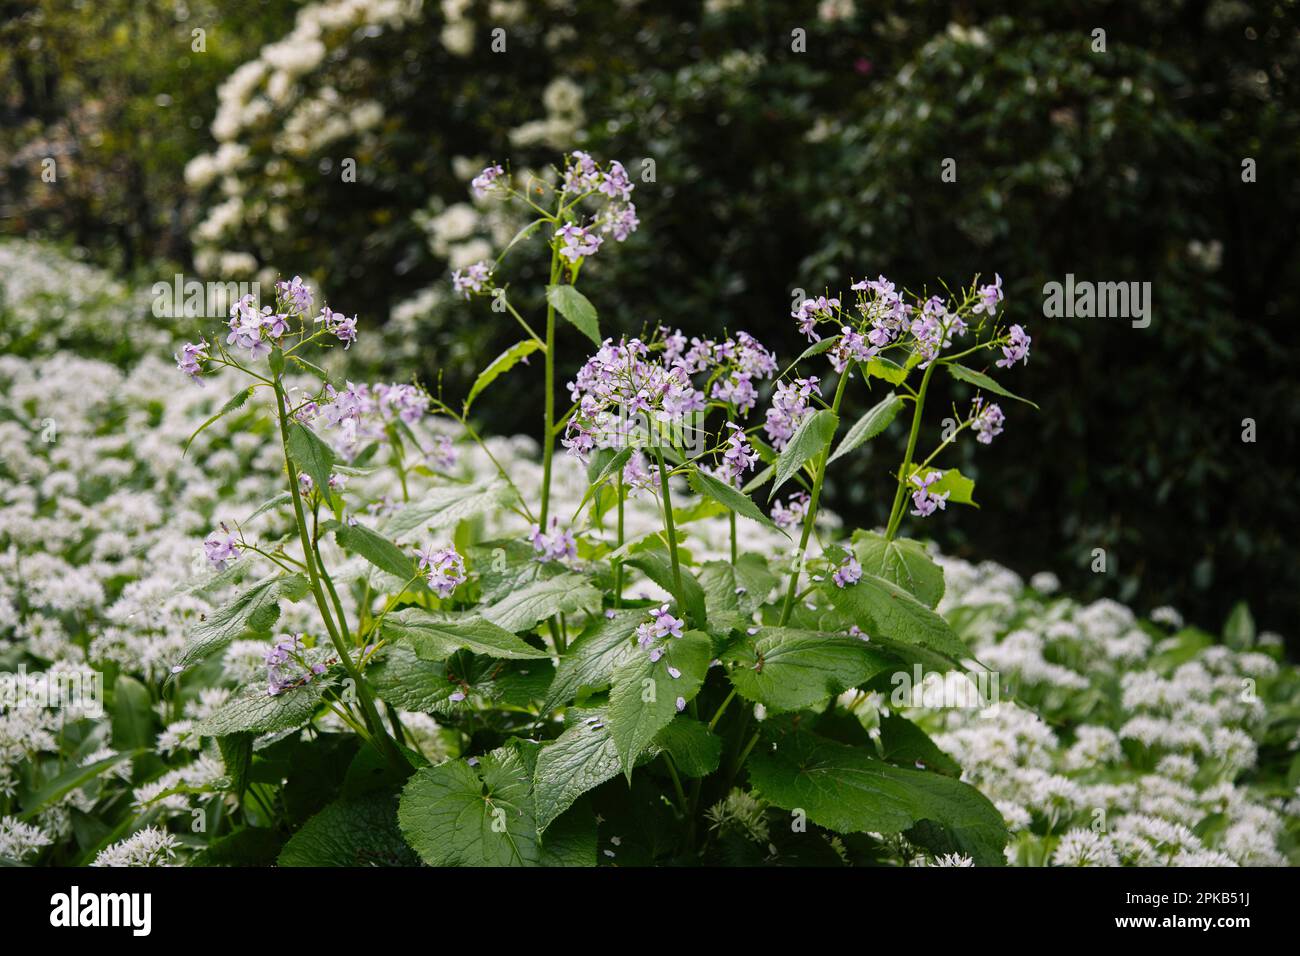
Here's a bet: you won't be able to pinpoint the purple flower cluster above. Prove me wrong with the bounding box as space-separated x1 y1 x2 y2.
265 633 326 696
971 397 1005 445
910 295 967 366
770 492 810 530
708 331 778 414
530 517 576 562
451 261 493 299
635 604 686 663
556 223 603 262
203 525 240 570
851 275 914 350
416 544 467 597
714 422 759 488
226 293 285 359
764 376 820 451
832 554 863 588
428 434 459 472
909 470 950 518
309 381 429 461
315 306 358 348
175 339 208 384
996 323 1032 368
972 274 1003 317
829 326 876 374
563 337 705 464
276 275 314 315
556 151 639 252
792 295 840 342
471 163 505 198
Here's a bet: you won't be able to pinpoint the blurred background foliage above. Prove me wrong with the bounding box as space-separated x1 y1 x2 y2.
2 0 1298 641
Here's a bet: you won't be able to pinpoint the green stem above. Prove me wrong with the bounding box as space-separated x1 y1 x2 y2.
654 446 685 609
708 687 738 732
539 243 561 527
273 379 407 774
884 361 938 541
778 370 851 626
614 471 625 608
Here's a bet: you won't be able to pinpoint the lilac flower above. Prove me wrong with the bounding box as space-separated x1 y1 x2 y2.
771 492 810 530
315 306 358 348
374 383 428 424
649 604 685 639
298 473 314 493
972 274 1003 317
996 324 1032 368
276 275 313 315
599 202 639 241
764 376 820 450
555 223 603 261
449 690 467 703
175 340 207 384
471 163 505 198
599 160 633 201
266 633 312 696
417 544 468 597
328 473 347 492
203 526 240 570
622 450 655 495
226 295 272 358
792 296 840 341
451 261 492 298
830 326 876 373
428 434 458 472
832 555 863 588
530 517 576 562
971 397 1005 445
909 470 950 518
716 422 759 487
675 697 686 712
563 150 602 194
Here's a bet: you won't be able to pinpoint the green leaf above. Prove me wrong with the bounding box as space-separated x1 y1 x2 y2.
280 795 418 866
1223 601 1255 651
608 629 712 778
466 339 543 411
242 491 292 525
334 522 421 584
828 393 904 464
864 356 909 386
852 531 946 609
111 675 155 752
747 729 1007 865
534 710 623 832
183 387 255 455
652 717 722 777
398 747 541 866
688 468 784 534
538 799 598 866
286 421 336 495
194 680 327 737
546 284 601 346
625 551 708 629
545 609 644 709
481 573 602 633
905 465 977 507
697 554 778 634
175 573 310 671
946 363 1039 408
367 646 463 713
723 627 894 712
877 713 962 776
769 409 837 500
383 479 518 539
382 608 549 660
823 572 972 665
216 733 255 798
19 751 141 822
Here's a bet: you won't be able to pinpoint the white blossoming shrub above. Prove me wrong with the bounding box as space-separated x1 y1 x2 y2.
2 223 1296 867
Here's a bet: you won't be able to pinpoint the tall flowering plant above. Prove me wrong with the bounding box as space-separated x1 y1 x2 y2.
170 152 1036 867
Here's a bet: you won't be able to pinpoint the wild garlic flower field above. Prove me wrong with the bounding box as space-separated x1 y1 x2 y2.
1 239 1296 868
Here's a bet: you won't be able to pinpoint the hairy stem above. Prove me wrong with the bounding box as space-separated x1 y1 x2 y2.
884 361 938 541
654 446 685 610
